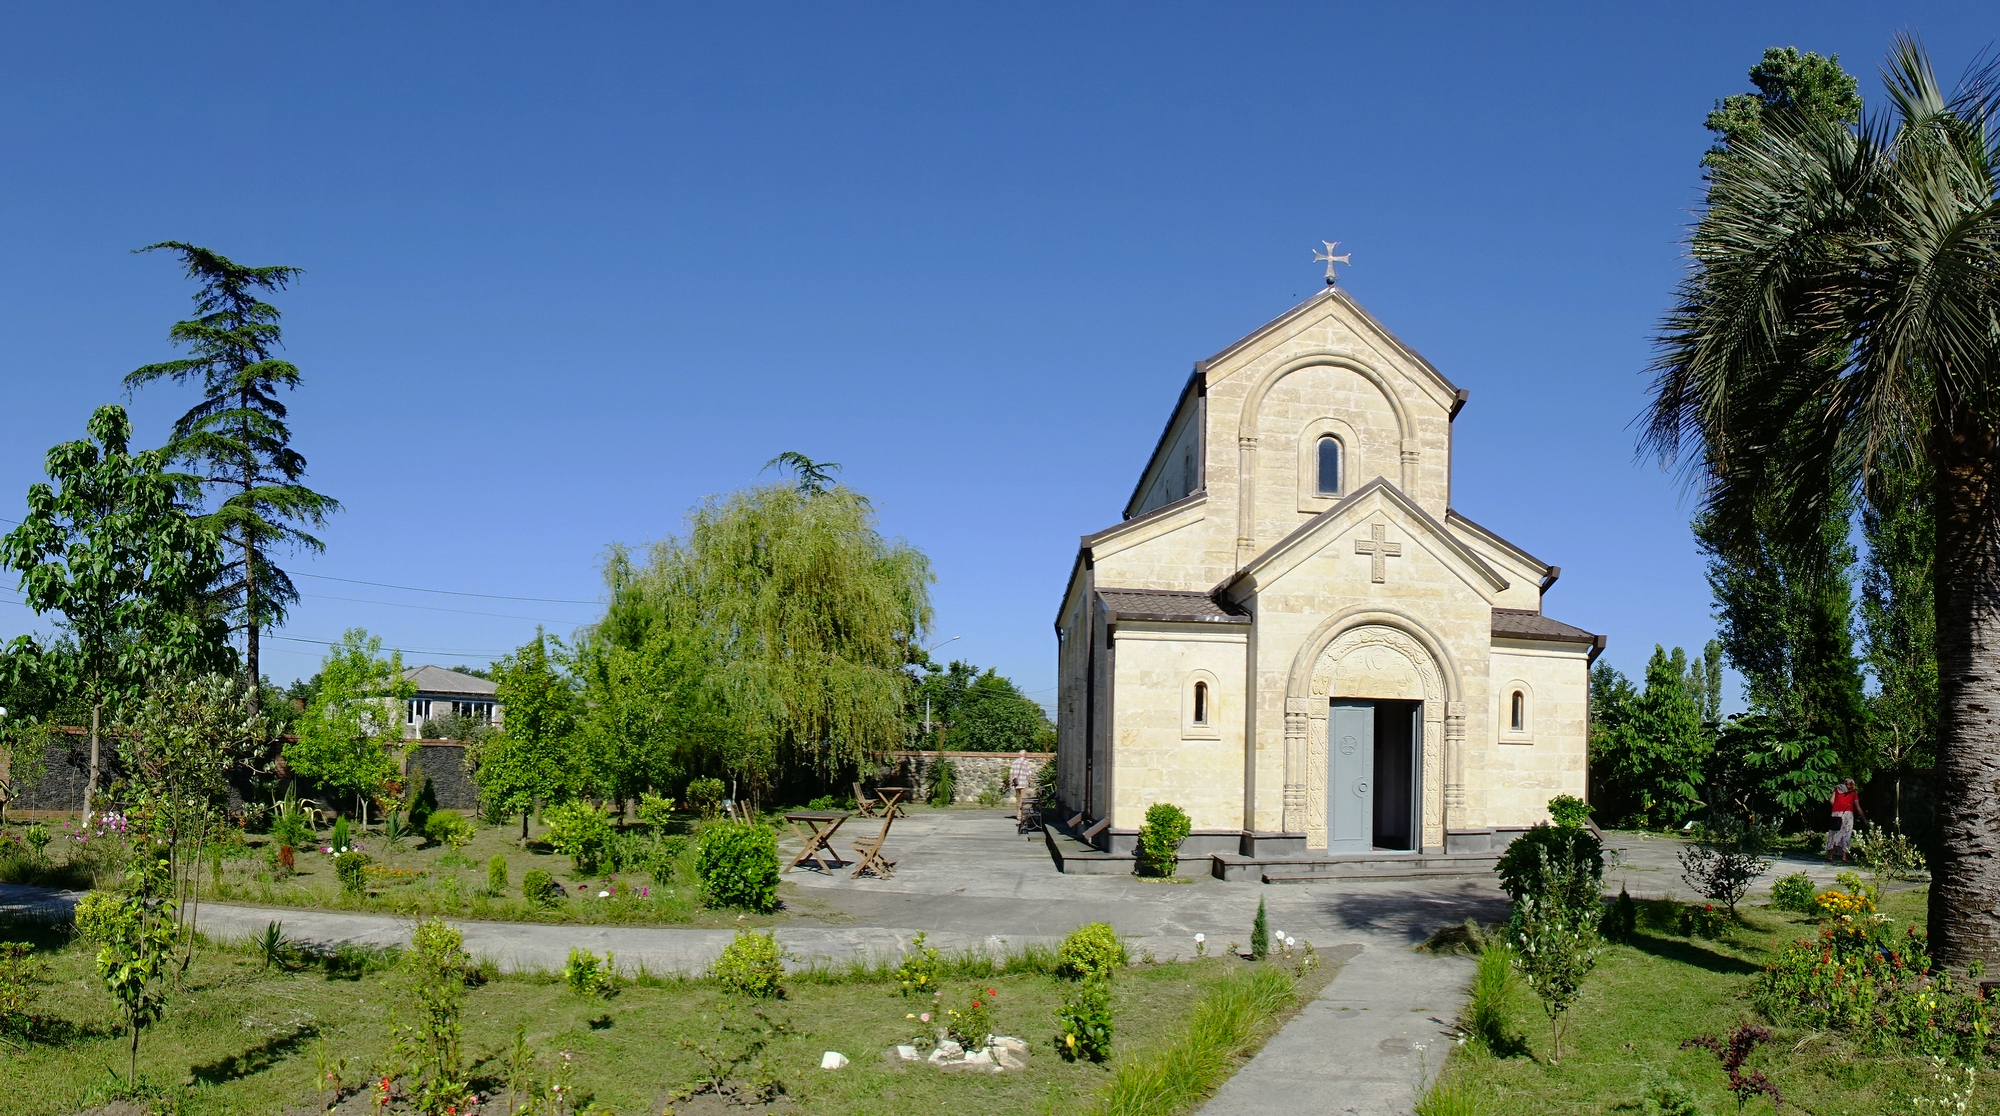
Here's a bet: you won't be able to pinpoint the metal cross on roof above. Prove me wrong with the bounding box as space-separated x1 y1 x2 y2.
1313 240 1352 287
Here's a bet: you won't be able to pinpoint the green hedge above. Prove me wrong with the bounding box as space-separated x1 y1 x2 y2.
695 822 780 913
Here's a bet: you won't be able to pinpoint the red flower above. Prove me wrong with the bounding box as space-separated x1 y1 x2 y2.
972 1001 982 1008
988 988 997 996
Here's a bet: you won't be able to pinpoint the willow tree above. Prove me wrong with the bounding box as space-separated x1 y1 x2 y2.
1644 38 2000 967
592 477 932 802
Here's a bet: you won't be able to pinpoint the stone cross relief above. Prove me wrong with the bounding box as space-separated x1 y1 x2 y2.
1354 522 1402 583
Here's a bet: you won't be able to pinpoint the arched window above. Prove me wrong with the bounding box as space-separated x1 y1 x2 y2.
1509 690 1525 732
1193 681 1209 724
1316 436 1341 495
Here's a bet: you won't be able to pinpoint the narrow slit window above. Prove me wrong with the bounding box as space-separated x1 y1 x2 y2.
1193 681 1209 724
1316 436 1341 495
1510 691 1525 732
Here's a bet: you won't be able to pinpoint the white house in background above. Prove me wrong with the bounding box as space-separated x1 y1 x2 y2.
400 665 504 739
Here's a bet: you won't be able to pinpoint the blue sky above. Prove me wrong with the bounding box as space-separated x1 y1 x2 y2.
0 3 1990 706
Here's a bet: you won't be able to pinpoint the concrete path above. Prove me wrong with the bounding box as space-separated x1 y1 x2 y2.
1200 932 1471 1116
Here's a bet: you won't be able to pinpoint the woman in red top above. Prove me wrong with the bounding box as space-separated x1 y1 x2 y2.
1824 778 1866 862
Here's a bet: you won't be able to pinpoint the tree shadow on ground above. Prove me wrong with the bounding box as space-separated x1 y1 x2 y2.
1625 932 1761 976
1310 886 1511 946
189 1024 319 1085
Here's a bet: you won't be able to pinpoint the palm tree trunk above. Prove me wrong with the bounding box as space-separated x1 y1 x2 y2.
1929 444 2000 969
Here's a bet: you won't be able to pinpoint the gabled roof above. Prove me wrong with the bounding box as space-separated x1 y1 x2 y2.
402 665 498 696
1097 587 1249 625
1216 477 1509 598
1445 509 1553 577
1491 608 1599 645
1201 286 1463 399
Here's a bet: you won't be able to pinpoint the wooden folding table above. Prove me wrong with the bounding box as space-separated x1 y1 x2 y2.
783 810 851 872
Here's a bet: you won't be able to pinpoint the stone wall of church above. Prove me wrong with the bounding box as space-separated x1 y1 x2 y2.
1464 641 1590 828
1106 624 1248 833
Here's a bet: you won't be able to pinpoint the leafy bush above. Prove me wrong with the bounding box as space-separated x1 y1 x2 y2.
1755 911 1991 1058
1137 802 1192 878
1674 901 1731 939
1602 886 1638 940
334 851 372 894
636 792 677 830
423 811 474 851
1770 872 1816 912
486 855 508 895
1496 824 1603 926
563 947 615 997
1637 1071 1709 1116
73 889 136 944
1054 975 1112 1061
805 793 840 811
711 929 785 998
23 823 50 857
544 800 614 873
1056 921 1125 982
1547 794 1592 828
521 868 561 909
399 917 470 1112
269 808 315 853
929 759 957 807
1853 826 1927 882
694 821 779 912
684 778 725 819
894 931 942 997
1677 834 1770 916
1509 892 1601 1065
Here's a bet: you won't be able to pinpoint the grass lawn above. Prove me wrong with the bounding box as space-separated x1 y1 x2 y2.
0 914 1336 1116
1433 886 1975 1116
3 812 842 929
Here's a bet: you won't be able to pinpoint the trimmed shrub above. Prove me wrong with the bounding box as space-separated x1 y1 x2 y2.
1771 871 1816 913
487 855 508 895
1251 896 1269 961
711 929 785 998
1602 886 1638 940
1547 794 1592 829
1137 802 1192 877
521 868 561 909
695 822 780 913
408 774 438 833
1056 921 1125 982
544 800 614 873
1496 823 1603 925
424 811 474 851
330 816 350 853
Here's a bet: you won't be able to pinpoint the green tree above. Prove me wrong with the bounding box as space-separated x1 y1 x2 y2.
1643 37 2000 966
944 669 1052 752
96 852 178 1084
115 673 263 973
1860 457 1937 828
0 405 231 822
1690 48 1871 771
593 477 932 802
571 620 731 806
471 630 579 838
287 629 413 824
1591 647 1709 827
124 243 340 722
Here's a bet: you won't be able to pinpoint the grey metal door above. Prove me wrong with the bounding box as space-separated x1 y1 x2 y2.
1327 700 1374 853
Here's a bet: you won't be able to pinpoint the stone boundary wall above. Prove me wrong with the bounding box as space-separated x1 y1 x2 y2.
886 751 1051 806
405 742 480 811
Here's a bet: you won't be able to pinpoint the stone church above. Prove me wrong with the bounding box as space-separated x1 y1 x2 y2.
1052 283 1602 869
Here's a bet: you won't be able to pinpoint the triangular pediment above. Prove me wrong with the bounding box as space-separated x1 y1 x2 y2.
1199 286 1463 408
1214 478 1508 601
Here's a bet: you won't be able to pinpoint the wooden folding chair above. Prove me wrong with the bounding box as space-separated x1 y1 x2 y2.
853 781 880 818
850 812 896 878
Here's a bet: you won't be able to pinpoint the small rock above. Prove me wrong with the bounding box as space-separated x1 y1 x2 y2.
820 1051 849 1070
963 1049 993 1065
991 1035 1028 1054
936 1039 964 1059
996 1047 1026 1070
895 1044 919 1061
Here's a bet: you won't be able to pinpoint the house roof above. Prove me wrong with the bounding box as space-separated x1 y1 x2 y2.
1491 608 1598 644
1096 587 1250 625
402 665 499 696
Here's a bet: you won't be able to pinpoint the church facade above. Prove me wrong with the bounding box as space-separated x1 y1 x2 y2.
1053 286 1602 862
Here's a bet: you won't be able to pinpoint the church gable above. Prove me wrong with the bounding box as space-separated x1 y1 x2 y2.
1216 478 1508 603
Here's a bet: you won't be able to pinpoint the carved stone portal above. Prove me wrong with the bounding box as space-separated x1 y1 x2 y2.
1293 624 1448 851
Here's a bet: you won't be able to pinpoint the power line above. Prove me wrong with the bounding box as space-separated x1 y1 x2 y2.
293 571 598 605
300 591 592 627
268 633 516 658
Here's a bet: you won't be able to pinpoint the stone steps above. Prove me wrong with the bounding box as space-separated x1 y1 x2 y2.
1042 824 1501 882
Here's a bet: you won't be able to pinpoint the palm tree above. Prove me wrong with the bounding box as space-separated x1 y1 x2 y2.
1643 36 2000 969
